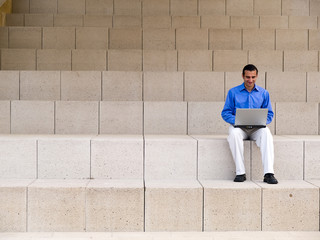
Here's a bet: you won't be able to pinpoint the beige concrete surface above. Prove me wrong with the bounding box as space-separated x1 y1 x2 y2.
86 179 144 231
1 231 320 240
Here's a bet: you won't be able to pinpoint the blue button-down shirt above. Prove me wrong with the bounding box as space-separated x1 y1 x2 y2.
221 83 274 125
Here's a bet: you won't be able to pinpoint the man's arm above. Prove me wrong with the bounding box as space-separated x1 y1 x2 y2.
221 91 235 125
262 91 274 124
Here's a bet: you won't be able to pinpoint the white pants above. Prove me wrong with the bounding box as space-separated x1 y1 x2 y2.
227 126 274 175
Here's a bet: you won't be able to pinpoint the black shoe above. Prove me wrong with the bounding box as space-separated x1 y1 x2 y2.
264 173 278 184
234 174 246 182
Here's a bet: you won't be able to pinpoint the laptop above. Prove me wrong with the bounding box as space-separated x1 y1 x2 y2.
234 108 268 129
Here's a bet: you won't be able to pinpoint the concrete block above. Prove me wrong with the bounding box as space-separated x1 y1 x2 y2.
213 50 248 72
184 72 224 101
11 101 54 134
284 50 318 72
170 0 198 16
266 72 306 102
258 180 319 230
57 0 85 14
309 30 320 50
143 72 183 101
144 136 197 180
86 179 144 231
142 16 171 28
209 29 241 50
0 101 10 133
20 71 60 100
85 0 113 15
61 71 101 101
289 16 317 29
114 0 141 15
1 49 36 70
9 27 41 49
55 101 99 134
252 137 304 180
76 27 108 49
276 102 319 135
0 136 37 178
83 15 113 27
194 136 251 180
37 49 72 70
199 0 225 15
53 14 83 27
108 50 142 71
100 101 143 134
254 0 281 15
178 50 212 71
25 14 54 26
102 71 142 101
72 49 107 71
305 139 320 179
5 14 25 26
91 136 143 178
176 28 208 50
143 50 177 71
0 180 33 232
243 29 275 50
307 72 320 102
30 0 57 13
172 16 200 28
276 29 308 50
282 0 310 16
310 0 320 16
143 29 175 50
188 102 229 135
226 0 253 16
248 50 283 72
260 16 288 29
113 16 141 28
38 136 90 178
201 16 230 29
12 0 30 13
142 0 169 16
0 27 8 48
230 16 259 29
28 179 88 231
145 180 202 231
144 102 187 134
43 27 75 49
109 29 142 49
0 71 19 100
202 180 261 231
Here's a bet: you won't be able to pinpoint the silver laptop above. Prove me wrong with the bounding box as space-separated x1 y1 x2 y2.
234 108 268 129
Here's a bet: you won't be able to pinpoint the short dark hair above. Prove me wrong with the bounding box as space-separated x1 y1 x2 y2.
242 64 258 76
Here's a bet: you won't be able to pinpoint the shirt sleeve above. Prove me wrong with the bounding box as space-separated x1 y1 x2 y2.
221 90 235 125
262 90 274 124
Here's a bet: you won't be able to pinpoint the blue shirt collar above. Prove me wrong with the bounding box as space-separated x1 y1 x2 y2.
240 82 259 92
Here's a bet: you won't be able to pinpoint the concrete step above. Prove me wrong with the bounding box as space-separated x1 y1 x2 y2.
0 48 320 71
1 71 320 102
1 27 320 52
10 0 317 17
1 231 320 240
5 13 320 29
0 100 319 134
0 134 320 180
0 179 319 231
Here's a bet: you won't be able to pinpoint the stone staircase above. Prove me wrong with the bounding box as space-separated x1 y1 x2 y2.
0 0 320 234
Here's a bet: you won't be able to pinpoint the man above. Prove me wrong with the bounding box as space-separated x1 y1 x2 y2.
221 64 278 184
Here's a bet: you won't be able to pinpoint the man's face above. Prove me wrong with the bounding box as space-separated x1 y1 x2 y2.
242 70 257 91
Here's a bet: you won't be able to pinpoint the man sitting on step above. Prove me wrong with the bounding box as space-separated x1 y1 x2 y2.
221 64 278 184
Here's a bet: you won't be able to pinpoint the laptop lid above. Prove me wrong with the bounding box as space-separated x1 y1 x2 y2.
234 108 268 129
